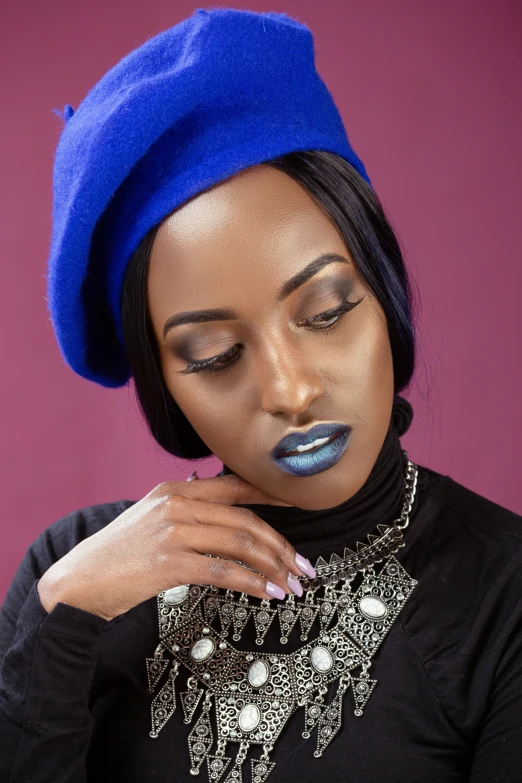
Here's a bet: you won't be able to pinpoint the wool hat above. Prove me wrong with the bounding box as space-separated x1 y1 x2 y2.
46 6 372 388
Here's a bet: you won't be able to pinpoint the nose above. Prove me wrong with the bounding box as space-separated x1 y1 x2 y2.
255 335 325 416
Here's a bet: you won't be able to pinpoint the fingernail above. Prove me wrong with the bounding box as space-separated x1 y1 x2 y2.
265 581 286 600
186 470 199 481
295 553 316 578
287 572 303 597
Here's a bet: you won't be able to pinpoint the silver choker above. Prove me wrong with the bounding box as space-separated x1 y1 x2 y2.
145 451 419 782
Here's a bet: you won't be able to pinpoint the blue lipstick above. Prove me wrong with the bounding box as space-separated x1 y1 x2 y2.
271 423 352 477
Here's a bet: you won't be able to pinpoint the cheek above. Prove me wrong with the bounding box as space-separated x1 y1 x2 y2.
164 375 243 451
333 303 394 411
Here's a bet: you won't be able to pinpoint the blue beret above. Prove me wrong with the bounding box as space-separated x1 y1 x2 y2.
47 7 372 388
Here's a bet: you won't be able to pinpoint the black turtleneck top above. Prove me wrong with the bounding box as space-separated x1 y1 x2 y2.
1 404 521 782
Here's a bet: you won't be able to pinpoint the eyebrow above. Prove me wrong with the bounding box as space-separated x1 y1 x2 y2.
162 252 350 338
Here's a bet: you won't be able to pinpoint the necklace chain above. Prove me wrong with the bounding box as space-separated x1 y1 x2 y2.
145 450 419 782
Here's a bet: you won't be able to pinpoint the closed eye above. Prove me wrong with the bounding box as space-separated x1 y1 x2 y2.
176 295 365 376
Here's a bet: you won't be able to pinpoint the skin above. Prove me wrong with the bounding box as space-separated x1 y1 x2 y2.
148 164 395 511
36 163 395 621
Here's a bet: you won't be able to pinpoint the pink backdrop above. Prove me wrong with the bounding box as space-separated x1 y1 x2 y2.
1 0 521 601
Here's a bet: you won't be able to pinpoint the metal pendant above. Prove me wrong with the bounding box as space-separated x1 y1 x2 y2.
314 676 351 758
204 591 221 624
251 758 276 782
218 591 236 636
351 675 377 716
298 592 320 641
149 661 179 738
145 643 169 693
188 697 214 775
181 675 204 724
302 689 327 739
277 595 299 643
206 753 233 781
222 741 249 782
231 594 252 641
145 452 419 782
252 600 277 645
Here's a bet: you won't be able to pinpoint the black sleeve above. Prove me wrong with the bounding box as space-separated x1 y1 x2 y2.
0 503 127 783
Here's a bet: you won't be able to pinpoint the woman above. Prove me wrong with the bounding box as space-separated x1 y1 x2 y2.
1 7 520 782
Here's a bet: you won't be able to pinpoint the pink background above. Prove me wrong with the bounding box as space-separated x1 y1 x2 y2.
1 0 521 601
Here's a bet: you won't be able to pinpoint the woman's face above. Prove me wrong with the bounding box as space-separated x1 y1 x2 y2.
147 164 394 510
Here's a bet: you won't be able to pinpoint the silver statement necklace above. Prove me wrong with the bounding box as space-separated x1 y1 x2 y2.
145 451 419 782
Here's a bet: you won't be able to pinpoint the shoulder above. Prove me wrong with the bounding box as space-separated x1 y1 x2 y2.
403 462 522 657
0 499 138 637
409 463 522 599
439 468 520 530
413 462 521 557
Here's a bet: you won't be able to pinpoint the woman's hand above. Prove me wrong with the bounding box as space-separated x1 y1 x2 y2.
36 473 315 621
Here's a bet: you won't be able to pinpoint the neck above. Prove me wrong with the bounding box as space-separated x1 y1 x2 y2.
220 415 418 562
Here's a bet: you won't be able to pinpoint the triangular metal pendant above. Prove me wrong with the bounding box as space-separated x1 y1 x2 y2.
204 594 220 624
377 524 390 536
302 699 324 738
250 758 276 782
206 754 232 781
231 602 252 641
149 664 178 737
351 677 377 716
367 533 380 544
145 655 168 693
218 600 235 635
298 601 320 641
252 604 277 644
329 552 343 564
180 685 203 724
343 547 357 559
277 603 299 643
223 762 243 782
314 686 346 757
314 555 328 569
188 708 214 773
318 596 337 630
382 555 416 585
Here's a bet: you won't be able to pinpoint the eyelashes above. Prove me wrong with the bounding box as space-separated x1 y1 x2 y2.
177 295 365 376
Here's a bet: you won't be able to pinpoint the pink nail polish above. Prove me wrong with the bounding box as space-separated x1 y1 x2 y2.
287 572 303 597
186 470 199 481
295 552 316 578
265 581 286 600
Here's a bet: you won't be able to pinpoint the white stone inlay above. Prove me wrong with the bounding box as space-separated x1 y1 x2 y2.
190 637 215 662
238 703 261 732
311 645 333 673
164 584 189 606
248 660 269 688
359 596 387 619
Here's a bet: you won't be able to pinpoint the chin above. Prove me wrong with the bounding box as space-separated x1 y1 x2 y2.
273 454 370 511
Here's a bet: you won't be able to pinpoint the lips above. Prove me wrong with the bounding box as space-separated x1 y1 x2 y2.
272 423 351 460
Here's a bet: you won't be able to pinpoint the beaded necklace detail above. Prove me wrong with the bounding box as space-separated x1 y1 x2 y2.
146 451 418 782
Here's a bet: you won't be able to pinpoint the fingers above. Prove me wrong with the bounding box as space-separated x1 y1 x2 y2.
172 519 298 597
156 473 293 508
172 551 286 601
166 494 313 582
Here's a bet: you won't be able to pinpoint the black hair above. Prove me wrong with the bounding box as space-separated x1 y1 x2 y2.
121 150 418 459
